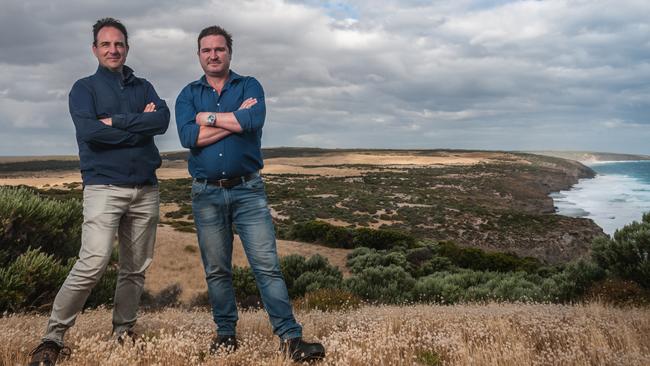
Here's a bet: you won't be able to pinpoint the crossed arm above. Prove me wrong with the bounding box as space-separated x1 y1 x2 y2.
193 97 257 147
100 102 155 125
71 80 170 147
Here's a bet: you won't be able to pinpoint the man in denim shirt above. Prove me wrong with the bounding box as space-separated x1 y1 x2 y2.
175 25 325 362
29 18 169 366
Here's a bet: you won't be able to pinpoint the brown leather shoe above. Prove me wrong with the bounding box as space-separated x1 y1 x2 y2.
28 341 71 366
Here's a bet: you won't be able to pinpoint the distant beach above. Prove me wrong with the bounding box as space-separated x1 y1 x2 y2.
552 160 650 235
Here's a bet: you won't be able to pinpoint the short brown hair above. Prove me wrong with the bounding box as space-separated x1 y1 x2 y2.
197 25 233 53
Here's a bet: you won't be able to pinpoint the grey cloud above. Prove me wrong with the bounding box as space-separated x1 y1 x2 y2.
1 0 650 155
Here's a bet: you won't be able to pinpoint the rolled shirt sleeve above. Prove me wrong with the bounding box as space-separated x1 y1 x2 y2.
232 77 266 132
175 86 201 149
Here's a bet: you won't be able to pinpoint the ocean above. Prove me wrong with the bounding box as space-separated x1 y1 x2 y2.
551 160 650 235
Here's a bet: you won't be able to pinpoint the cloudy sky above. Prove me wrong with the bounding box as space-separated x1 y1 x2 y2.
1 0 649 156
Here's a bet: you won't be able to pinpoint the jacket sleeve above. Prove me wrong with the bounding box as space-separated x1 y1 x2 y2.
232 77 266 132
175 86 200 149
111 80 170 136
69 80 147 147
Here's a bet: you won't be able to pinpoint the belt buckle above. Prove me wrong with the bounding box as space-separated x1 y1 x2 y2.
217 178 229 187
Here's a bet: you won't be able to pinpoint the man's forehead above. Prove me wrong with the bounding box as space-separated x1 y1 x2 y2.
200 35 227 48
97 26 126 42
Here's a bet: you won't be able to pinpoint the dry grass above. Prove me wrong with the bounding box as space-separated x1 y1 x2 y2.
3 302 648 365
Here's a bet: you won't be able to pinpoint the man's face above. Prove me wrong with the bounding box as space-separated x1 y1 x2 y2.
198 35 231 78
92 26 128 72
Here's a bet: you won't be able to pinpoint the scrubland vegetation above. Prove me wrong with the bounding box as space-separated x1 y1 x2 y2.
2 149 649 364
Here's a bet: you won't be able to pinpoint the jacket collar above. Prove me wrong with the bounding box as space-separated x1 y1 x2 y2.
96 65 136 84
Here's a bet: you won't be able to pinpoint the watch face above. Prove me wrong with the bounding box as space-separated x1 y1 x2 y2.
207 114 215 125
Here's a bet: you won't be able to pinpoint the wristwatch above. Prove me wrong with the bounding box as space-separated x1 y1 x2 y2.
206 113 216 127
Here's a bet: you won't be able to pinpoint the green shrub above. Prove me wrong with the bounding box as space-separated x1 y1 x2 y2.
346 248 408 274
289 221 352 247
436 241 542 273
542 259 605 302
405 246 434 266
592 213 650 289
294 288 362 312
279 255 307 291
0 248 72 312
0 186 82 261
413 273 463 303
281 254 343 298
232 266 259 303
345 265 415 303
414 269 547 303
292 271 342 298
410 257 454 278
287 220 416 250
353 227 416 250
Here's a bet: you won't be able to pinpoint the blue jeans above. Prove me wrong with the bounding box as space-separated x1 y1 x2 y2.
191 175 302 340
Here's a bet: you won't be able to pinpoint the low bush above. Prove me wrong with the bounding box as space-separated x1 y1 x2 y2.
346 248 408 274
436 241 542 273
353 227 416 250
345 265 415 304
286 220 416 250
0 248 117 313
232 266 259 303
542 259 605 303
592 213 650 289
281 254 343 298
0 248 72 312
0 186 82 262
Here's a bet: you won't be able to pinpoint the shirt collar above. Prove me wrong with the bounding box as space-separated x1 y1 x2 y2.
96 65 136 84
193 70 243 88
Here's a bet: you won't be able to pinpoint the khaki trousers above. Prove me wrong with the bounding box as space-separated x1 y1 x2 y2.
43 184 159 346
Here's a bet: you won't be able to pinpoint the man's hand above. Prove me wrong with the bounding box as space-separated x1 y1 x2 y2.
238 97 257 110
143 102 156 113
195 98 257 126
99 117 112 126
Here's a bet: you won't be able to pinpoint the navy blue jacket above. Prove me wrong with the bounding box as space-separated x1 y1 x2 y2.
175 71 265 180
70 65 170 185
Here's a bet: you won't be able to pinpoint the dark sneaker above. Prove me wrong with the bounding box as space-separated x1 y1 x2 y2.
280 337 326 362
116 330 138 346
209 335 238 354
28 341 71 366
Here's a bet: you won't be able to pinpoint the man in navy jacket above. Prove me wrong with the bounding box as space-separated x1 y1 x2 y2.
29 18 169 366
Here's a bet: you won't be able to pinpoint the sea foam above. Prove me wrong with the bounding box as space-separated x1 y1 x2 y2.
553 162 650 235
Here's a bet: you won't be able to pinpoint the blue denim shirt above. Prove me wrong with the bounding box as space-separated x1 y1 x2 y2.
70 65 170 185
175 71 266 180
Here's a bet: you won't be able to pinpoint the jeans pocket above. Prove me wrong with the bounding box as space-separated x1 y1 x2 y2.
191 181 207 200
245 176 265 191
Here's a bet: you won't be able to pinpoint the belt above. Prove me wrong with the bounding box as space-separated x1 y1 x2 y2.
195 172 259 189
108 183 155 189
